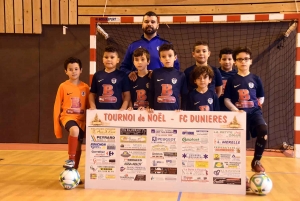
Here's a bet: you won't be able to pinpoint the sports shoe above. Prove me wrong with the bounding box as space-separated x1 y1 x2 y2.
251 159 265 173
63 159 75 169
246 177 251 191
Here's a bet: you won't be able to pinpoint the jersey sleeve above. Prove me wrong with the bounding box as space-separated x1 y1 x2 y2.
256 76 265 98
213 93 220 111
122 75 131 92
214 68 223 87
223 77 233 99
148 71 155 108
180 73 188 110
53 84 64 138
186 92 193 111
119 44 135 75
174 59 180 70
84 84 90 109
90 73 98 94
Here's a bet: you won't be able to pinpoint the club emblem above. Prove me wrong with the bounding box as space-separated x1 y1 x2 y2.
171 78 177 84
248 82 254 88
111 78 117 84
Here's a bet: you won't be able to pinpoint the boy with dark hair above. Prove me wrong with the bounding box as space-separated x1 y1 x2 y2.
53 57 89 170
184 41 223 97
89 46 130 110
129 47 151 110
218 47 237 111
149 43 188 110
187 65 219 111
224 46 267 174
120 11 179 81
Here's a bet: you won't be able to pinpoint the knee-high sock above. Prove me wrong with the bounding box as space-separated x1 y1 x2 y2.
74 150 82 169
253 125 268 161
68 136 78 160
254 137 266 161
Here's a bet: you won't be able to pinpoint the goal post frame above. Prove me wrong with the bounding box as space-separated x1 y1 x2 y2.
89 13 300 158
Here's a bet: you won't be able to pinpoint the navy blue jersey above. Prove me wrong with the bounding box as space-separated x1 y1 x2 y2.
184 65 223 92
90 70 130 109
187 89 220 111
130 72 150 109
218 67 237 111
223 73 264 113
119 35 180 74
149 67 188 110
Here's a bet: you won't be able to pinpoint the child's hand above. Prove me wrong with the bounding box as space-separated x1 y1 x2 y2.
148 70 153 78
128 71 137 81
89 106 96 110
146 108 154 113
127 107 133 111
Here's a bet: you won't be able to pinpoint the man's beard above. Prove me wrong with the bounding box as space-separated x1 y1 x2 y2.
143 26 157 35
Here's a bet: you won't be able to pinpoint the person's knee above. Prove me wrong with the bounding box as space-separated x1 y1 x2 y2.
69 126 79 137
256 124 268 140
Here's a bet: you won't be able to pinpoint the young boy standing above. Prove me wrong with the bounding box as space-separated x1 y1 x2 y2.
149 43 188 110
129 47 151 110
218 48 237 111
224 47 267 174
89 46 131 110
184 41 223 97
187 66 220 111
53 57 89 170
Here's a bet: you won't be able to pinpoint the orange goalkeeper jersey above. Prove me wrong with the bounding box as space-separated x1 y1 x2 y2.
53 80 90 138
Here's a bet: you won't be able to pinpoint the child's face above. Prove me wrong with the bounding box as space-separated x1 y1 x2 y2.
194 73 212 89
219 54 234 71
193 45 210 65
235 52 252 72
103 52 120 71
159 50 177 67
133 54 149 71
65 63 82 80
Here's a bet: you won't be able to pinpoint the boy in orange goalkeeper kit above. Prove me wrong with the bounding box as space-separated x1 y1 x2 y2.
53 57 89 170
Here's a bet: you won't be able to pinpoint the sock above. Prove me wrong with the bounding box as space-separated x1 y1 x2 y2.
74 150 82 169
254 137 266 161
68 136 78 161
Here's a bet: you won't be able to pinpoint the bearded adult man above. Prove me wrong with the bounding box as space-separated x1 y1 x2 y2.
120 11 180 81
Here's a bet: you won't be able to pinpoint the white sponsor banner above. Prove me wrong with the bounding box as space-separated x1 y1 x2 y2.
85 110 246 195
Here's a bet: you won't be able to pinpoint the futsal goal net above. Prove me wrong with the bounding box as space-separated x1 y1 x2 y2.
90 14 297 150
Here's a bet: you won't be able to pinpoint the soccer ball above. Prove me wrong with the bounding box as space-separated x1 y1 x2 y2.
250 173 273 195
59 168 80 190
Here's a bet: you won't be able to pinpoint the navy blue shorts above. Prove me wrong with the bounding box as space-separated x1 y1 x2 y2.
64 120 85 142
246 108 267 140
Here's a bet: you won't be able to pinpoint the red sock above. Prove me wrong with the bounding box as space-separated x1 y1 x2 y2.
74 150 82 169
68 136 78 161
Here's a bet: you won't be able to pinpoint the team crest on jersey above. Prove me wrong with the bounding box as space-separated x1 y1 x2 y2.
171 78 177 84
146 83 149 88
111 78 117 84
248 82 254 88
81 91 86 96
208 98 213 104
